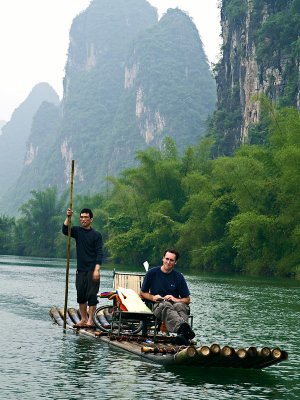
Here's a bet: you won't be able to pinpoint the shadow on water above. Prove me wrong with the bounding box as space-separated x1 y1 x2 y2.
165 364 280 387
59 335 101 374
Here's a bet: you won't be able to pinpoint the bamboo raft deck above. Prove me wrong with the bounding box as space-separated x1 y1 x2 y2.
49 306 288 369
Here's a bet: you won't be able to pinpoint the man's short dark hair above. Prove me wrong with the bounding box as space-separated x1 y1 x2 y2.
80 208 93 218
163 248 180 261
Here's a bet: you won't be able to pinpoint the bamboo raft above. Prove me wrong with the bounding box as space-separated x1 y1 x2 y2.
49 306 288 369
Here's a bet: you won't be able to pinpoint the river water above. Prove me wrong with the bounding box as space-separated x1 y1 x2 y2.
0 255 299 400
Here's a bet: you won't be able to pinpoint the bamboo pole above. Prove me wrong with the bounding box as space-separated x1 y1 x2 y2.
63 160 75 330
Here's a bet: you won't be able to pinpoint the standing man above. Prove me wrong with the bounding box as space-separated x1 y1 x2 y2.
62 207 103 328
140 248 195 345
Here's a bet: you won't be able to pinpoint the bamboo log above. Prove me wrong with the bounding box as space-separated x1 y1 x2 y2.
236 348 247 359
280 350 288 361
256 348 289 369
94 331 108 337
58 308 74 327
219 345 236 367
230 346 259 369
210 343 221 355
192 345 212 366
197 345 211 357
224 348 249 368
141 346 153 353
248 347 272 369
94 308 111 329
247 346 258 357
221 345 235 357
68 308 81 324
174 346 197 364
50 306 64 326
141 345 177 354
258 347 271 358
272 348 282 359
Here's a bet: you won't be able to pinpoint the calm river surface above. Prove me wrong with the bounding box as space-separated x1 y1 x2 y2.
0 255 299 400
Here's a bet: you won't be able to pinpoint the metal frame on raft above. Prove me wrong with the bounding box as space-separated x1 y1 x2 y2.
49 306 288 369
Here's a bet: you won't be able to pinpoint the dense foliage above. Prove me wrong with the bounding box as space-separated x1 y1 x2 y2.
222 0 247 23
1 102 300 279
255 0 300 107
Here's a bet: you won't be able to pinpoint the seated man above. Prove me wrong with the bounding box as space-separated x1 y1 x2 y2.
140 248 195 345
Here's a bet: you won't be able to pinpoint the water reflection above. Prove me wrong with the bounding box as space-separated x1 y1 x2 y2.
59 336 101 375
0 258 299 400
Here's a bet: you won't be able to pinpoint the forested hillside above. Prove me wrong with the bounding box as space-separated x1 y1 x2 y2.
0 102 62 210
106 8 216 175
1 0 215 214
210 0 300 155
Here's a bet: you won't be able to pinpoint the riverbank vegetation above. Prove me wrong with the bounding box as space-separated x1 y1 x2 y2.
1 101 300 278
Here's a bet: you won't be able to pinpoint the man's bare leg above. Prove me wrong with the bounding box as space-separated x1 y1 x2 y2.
77 302 88 325
87 305 96 326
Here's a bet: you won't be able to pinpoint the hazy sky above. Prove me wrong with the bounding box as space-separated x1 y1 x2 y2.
0 0 221 122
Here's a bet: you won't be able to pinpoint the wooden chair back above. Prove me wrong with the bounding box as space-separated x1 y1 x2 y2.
113 271 145 294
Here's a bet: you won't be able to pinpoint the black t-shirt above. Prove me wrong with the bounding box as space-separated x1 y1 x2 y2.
62 224 103 271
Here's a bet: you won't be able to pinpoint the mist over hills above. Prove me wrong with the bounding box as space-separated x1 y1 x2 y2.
106 8 216 175
0 120 6 134
0 0 216 215
0 82 59 208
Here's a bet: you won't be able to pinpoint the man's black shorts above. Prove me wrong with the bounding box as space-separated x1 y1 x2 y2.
76 270 100 306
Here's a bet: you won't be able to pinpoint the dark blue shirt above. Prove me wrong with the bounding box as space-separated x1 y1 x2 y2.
62 225 103 271
141 266 190 298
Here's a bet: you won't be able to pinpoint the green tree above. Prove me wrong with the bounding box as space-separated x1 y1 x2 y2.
228 211 278 275
0 215 16 254
105 139 186 264
17 188 66 257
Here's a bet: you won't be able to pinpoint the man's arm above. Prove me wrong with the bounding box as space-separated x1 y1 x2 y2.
140 270 163 302
140 291 163 302
92 263 101 282
141 291 190 304
92 232 103 282
62 208 73 235
64 208 72 225
95 233 103 266
169 272 191 304
163 294 191 305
